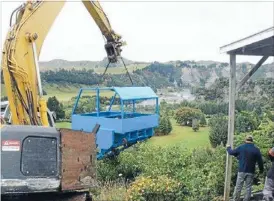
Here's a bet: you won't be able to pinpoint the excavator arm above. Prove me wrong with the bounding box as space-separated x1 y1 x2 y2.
1 0 124 126
82 1 124 62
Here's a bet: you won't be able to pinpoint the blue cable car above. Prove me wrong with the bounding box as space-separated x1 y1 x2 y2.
71 87 159 159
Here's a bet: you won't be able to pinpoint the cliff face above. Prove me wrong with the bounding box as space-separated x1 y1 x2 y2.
175 61 273 87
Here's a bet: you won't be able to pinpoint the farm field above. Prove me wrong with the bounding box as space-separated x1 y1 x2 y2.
1 84 115 102
44 83 115 101
39 63 147 73
1 83 79 101
94 64 147 74
43 83 80 101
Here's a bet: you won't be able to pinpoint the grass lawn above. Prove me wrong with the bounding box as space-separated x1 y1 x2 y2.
55 119 210 150
55 121 71 129
148 119 210 149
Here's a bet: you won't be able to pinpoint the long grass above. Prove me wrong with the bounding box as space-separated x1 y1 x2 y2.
91 180 127 201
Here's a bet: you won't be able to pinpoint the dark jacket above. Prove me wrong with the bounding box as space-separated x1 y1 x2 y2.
267 152 274 179
227 143 264 174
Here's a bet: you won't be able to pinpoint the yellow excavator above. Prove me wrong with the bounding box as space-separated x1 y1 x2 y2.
2 0 124 127
1 1 124 200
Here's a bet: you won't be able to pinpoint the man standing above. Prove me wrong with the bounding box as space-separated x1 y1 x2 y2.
226 135 264 201
263 147 274 201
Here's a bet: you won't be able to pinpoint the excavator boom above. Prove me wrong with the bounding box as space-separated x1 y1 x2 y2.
1 0 123 126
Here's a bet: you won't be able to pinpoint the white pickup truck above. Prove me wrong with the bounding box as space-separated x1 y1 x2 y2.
1 101 56 126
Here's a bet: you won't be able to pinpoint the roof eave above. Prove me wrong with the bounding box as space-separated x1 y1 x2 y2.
220 27 274 54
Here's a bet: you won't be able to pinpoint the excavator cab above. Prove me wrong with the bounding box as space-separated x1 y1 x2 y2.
1 124 99 199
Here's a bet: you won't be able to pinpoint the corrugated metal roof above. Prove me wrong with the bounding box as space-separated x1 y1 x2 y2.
220 27 274 56
113 87 158 100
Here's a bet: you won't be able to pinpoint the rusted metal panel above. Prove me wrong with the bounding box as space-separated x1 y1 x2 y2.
60 128 97 191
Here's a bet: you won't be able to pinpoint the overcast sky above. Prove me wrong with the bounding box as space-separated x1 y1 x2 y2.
1 1 274 64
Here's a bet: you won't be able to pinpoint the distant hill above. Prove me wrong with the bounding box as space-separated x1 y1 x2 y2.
39 58 274 88
39 57 149 72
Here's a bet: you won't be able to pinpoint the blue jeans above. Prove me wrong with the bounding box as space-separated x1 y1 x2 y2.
233 172 254 201
263 177 274 201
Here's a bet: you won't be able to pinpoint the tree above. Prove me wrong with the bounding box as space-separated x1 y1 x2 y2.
175 107 203 126
73 96 104 114
47 96 65 120
253 106 262 117
235 111 260 133
64 109 72 121
209 115 228 148
155 116 172 136
266 111 274 122
200 114 207 127
40 64 181 92
192 118 199 132
166 117 173 134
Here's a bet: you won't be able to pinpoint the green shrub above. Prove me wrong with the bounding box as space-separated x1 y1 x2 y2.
47 96 65 120
96 120 274 200
265 110 274 122
96 158 120 182
234 123 274 186
126 176 186 201
181 147 232 201
155 116 173 136
208 114 228 148
235 111 260 133
200 114 207 127
97 144 236 200
175 107 203 126
192 118 200 132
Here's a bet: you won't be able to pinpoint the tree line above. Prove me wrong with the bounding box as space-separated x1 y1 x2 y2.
41 63 182 91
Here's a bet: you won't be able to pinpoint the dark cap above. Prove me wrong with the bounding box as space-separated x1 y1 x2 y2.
245 135 253 142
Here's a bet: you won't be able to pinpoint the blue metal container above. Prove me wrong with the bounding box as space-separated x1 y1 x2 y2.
71 87 159 159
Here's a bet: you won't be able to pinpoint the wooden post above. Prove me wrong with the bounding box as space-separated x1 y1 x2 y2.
224 54 236 201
